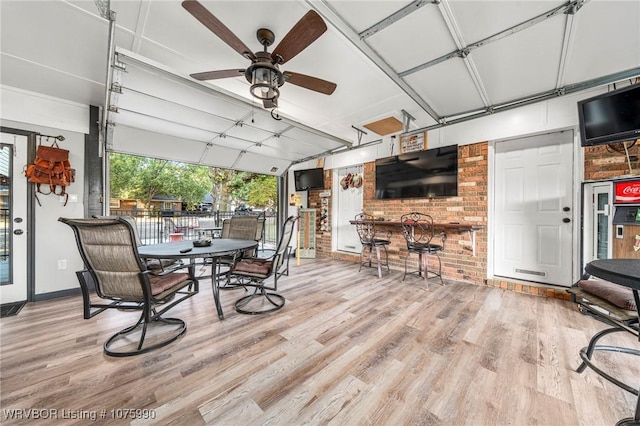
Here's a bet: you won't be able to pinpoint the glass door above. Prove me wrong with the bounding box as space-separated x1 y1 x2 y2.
0 132 29 303
0 143 10 285
583 182 613 264
594 187 612 260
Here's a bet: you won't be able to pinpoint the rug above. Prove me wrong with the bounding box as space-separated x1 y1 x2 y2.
0 301 26 318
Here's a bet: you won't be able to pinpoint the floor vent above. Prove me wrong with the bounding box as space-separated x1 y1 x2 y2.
0 301 26 318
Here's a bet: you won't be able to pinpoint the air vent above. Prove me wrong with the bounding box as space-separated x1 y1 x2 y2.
514 268 547 277
270 166 279 173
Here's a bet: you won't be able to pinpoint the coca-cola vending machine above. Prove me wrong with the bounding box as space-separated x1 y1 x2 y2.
612 178 640 258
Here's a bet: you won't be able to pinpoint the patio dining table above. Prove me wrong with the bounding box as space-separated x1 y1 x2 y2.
138 239 258 320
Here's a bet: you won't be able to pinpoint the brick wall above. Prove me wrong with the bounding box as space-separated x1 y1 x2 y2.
583 142 639 180
309 143 489 286
303 139 638 300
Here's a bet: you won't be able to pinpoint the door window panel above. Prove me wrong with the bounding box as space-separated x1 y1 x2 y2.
0 144 12 284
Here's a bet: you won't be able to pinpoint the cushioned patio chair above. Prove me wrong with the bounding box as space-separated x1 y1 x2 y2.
227 215 298 314
95 215 180 273
218 214 265 281
60 217 198 357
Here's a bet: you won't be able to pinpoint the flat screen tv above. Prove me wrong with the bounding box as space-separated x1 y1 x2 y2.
294 167 324 191
577 84 640 147
375 145 458 199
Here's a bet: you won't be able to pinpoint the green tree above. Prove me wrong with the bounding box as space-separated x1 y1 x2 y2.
175 164 211 209
208 167 236 211
246 174 277 208
109 153 143 199
110 153 210 209
111 153 276 211
225 172 277 209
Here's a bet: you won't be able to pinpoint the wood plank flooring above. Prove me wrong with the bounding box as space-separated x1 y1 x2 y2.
1 258 638 425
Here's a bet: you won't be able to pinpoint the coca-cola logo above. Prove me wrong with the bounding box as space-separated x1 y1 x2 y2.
616 181 640 203
622 185 640 194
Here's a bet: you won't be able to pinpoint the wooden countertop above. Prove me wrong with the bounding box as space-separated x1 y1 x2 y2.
349 220 484 231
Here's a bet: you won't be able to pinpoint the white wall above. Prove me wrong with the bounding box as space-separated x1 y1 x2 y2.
1 86 89 296
320 85 616 169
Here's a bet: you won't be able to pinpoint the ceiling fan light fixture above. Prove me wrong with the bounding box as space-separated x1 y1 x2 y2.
184 2 336 108
248 63 282 101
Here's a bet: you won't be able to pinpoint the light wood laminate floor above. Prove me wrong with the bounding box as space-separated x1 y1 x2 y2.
1 258 638 425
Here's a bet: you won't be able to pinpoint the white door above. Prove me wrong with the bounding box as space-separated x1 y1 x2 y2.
334 166 363 254
1 132 29 303
493 131 574 286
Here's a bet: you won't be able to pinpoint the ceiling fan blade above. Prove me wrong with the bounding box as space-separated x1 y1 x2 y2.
272 10 327 64
190 69 245 81
283 71 336 95
182 0 256 60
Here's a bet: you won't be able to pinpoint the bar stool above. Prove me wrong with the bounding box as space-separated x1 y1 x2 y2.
355 213 390 278
400 212 446 290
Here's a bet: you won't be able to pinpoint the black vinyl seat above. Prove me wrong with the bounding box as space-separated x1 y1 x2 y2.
400 212 446 289
355 213 391 278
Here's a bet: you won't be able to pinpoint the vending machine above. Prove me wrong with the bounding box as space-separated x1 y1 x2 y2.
612 178 640 258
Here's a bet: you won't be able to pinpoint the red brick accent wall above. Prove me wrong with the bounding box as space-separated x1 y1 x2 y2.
303 140 638 298
311 143 489 286
583 143 639 180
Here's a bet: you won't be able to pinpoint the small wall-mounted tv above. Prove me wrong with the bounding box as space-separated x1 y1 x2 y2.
577 84 640 147
375 145 458 199
294 168 324 191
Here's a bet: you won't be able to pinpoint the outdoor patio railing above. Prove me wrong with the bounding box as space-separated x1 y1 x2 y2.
111 209 278 247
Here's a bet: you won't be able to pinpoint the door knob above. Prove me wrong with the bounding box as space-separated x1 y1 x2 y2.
14 217 23 223
13 229 24 235
562 207 570 212
562 218 571 223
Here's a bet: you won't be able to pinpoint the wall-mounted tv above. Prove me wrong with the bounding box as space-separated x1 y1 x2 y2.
577 83 640 147
294 167 324 191
375 145 458 199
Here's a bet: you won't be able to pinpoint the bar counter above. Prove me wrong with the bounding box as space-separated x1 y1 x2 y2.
349 219 484 256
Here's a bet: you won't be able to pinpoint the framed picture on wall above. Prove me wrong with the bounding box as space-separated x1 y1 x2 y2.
400 132 427 154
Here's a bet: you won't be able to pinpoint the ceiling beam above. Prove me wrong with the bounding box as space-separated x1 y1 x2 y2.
307 0 441 123
436 0 490 108
93 0 110 20
399 0 589 78
402 67 640 136
131 1 152 54
359 0 436 39
555 12 578 89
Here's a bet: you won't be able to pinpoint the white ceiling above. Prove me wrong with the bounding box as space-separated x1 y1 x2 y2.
1 0 639 174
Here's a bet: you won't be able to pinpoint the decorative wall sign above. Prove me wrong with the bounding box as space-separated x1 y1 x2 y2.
289 193 302 206
400 132 427 154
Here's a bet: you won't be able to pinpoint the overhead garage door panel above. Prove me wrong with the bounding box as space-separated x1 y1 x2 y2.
116 90 235 136
107 48 351 174
111 125 235 169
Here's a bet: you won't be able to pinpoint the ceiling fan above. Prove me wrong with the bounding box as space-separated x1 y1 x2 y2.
182 0 337 109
